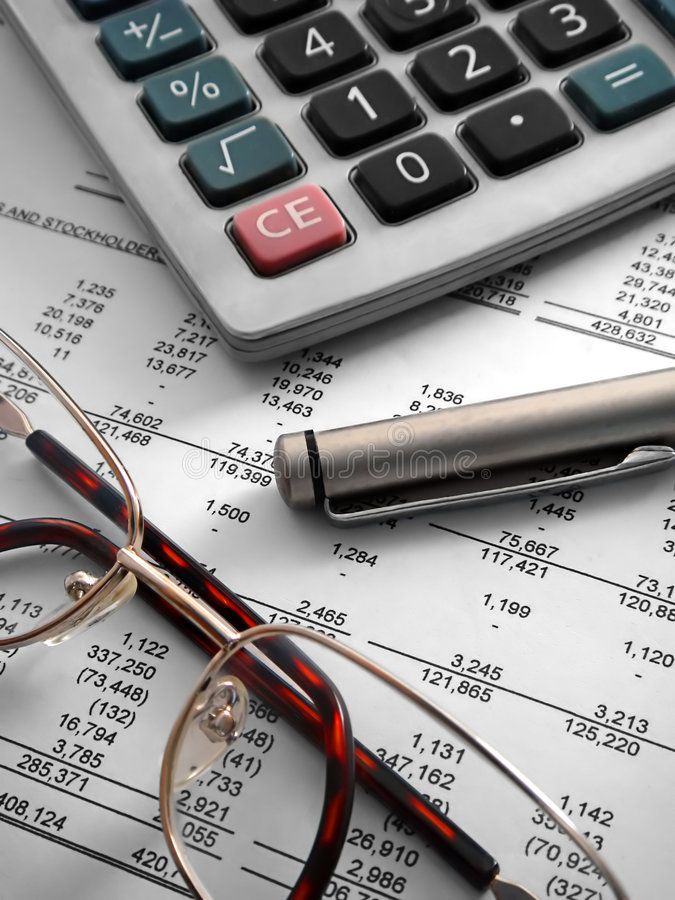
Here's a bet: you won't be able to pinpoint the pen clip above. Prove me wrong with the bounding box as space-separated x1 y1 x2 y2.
324 445 675 527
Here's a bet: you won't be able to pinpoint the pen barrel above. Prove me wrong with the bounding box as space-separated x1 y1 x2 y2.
275 369 675 508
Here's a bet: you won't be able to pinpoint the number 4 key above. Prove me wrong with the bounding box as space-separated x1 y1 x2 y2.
261 11 375 92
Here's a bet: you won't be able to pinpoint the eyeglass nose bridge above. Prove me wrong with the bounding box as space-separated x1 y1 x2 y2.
173 673 249 788
0 393 33 438
199 679 248 745
44 568 138 647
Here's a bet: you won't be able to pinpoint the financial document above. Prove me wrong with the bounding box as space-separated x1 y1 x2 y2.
1 15 675 900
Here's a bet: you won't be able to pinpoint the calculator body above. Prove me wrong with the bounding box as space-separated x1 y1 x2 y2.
2 0 674 359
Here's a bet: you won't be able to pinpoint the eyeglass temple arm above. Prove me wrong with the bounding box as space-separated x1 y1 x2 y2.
24 429 500 890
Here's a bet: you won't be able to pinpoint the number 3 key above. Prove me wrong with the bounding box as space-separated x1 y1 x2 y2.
513 0 627 68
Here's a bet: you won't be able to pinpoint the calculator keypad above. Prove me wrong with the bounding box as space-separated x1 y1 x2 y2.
99 0 210 79
362 0 477 52
411 26 527 111
461 88 580 175
142 56 255 140
306 70 422 156
513 0 626 68
184 117 301 206
81 0 674 275
216 0 328 35
353 133 474 222
261 12 375 93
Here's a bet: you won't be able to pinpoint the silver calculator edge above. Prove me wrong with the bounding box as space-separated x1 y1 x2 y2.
2 0 674 360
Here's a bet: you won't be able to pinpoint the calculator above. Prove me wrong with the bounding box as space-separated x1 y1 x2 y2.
2 0 674 358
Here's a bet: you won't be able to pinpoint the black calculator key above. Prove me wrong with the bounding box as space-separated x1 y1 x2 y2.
411 27 527 111
307 71 422 155
216 0 328 35
70 0 141 19
261 12 375 93
513 0 625 68
353 133 474 223
363 0 476 52
481 0 523 7
461 89 579 176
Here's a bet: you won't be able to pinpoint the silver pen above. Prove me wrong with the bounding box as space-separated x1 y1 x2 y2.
274 369 675 526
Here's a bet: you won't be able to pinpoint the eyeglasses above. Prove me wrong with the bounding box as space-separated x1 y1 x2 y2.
0 328 629 900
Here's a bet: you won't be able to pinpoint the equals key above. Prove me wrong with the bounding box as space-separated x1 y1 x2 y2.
565 45 675 130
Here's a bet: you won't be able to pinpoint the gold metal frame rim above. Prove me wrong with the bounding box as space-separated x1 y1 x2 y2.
0 328 146 645
0 327 144 551
0 332 632 900
0 562 128 650
159 624 631 900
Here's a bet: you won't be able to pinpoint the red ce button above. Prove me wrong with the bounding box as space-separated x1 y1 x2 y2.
232 185 348 276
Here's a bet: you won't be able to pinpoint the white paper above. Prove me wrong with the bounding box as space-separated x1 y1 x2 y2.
1 17 674 900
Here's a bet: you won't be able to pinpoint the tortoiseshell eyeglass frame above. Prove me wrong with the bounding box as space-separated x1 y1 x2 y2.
0 329 629 900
